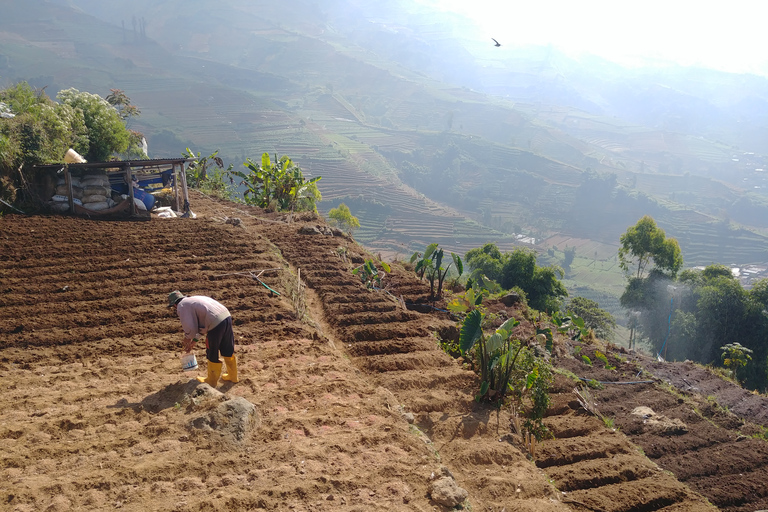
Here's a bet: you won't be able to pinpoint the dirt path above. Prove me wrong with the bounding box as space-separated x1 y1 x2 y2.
0 190 762 511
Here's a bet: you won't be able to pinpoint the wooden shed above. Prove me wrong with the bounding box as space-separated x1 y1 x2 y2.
35 157 193 218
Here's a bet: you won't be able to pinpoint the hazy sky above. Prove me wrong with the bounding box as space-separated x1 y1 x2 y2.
420 0 768 76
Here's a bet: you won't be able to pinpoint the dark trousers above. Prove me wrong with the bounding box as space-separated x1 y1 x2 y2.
205 316 235 363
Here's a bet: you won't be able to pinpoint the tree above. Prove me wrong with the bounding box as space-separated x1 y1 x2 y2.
328 203 360 235
0 83 88 168
501 248 537 291
566 297 617 341
563 246 576 271
696 276 748 363
619 215 683 279
1 82 90 210
619 216 683 351
464 243 567 313
56 88 130 161
720 342 753 383
528 265 568 312
501 248 567 312
749 279 768 308
465 242 506 283
105 89 140 125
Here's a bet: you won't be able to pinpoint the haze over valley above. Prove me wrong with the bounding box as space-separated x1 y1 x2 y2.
3 0 768 328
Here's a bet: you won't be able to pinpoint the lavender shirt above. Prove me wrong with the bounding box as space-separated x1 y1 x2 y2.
176 296 230 340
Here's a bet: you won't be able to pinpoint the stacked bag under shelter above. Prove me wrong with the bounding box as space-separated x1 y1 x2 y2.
49 172 117 213
79 173 116 211
50 176 83 213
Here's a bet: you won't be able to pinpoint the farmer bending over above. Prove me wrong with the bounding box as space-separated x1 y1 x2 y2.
168 290 238 386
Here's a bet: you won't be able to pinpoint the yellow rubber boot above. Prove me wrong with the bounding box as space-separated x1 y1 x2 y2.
197 361 222 386
222 356 239 383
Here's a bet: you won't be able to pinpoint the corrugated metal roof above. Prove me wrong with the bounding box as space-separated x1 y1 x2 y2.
34 157 193 170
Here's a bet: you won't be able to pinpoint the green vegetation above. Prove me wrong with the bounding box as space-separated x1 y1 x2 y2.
352 259 391 290
0 82 145 212
551 311 589 342
1 82 87 171
464 243 567 313
620 216 684 350
328 203 360 235
410 243 463 300
56 88 139 161
105 89 140 124
458 309 552 440
565 297 617 341
720 342 753 384
232 153 321 212
616 215 768 391
447 287 484 316
619 215 683 279
182 148 235 199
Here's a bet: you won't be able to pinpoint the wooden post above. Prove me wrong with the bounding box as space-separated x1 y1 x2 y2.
64 165 74 214
179 162 190 213
174 163 181 212
125 164 136 216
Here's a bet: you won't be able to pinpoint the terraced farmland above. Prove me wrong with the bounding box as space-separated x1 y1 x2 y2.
5 191 765 511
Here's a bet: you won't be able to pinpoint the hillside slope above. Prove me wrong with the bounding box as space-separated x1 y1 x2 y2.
2 193 768 510
4 0 768 271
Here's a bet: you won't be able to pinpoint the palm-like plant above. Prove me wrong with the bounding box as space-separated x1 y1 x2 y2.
234 153 321 212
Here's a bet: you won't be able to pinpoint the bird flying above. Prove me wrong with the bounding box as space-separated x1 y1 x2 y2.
492 38 501 47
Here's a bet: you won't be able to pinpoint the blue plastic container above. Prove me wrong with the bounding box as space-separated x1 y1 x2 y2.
132 186 155 211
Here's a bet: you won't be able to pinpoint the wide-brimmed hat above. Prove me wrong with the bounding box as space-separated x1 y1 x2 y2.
167 290 185 308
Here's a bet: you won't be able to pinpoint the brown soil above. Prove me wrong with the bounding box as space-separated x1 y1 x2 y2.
1 190 766 511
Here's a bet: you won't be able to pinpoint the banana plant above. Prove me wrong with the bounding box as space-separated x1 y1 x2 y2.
233 153 321 212
233 153 272 208
183 148 233 188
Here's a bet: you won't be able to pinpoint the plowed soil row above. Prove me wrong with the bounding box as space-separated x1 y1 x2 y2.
557 349 768 512
0 190 763 511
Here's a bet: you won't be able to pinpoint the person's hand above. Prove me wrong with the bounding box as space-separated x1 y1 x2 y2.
182 338 194 353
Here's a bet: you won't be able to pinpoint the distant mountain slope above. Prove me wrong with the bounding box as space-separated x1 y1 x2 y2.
4 0 767 304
